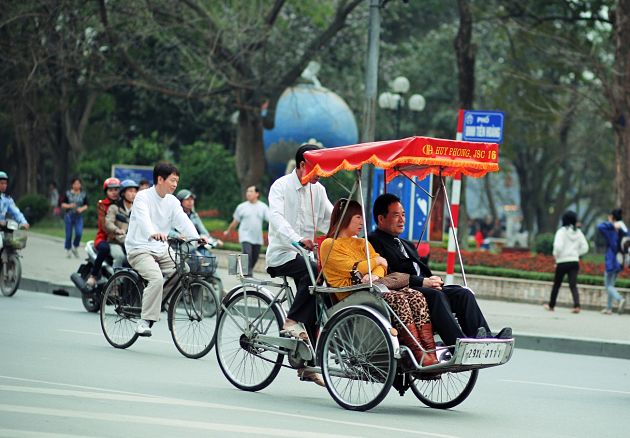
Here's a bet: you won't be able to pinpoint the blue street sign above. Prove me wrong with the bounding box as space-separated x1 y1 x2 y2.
462 110 504 143
111 164 153 186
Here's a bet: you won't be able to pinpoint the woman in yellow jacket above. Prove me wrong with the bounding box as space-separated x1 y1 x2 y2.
319 199 438 367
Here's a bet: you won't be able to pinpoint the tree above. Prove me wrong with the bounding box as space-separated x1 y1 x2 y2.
97 0 364 190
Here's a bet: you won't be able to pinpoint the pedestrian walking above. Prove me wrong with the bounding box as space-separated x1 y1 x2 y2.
59 178 88 258
597 208 627 315
224 185 269 275
48 181 60 217
543 211 589 313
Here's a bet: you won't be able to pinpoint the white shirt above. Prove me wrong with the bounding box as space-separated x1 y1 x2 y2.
125 187 199 256
553 226 589 264
266 170 333 268
234 200 269 245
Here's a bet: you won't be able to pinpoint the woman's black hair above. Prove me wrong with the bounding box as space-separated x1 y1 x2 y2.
611 208 623 222
561 210 577 227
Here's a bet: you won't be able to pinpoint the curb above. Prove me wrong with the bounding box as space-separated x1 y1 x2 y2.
513 333 630 360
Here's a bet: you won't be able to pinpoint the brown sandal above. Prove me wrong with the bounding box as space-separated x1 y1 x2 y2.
298 369 325 387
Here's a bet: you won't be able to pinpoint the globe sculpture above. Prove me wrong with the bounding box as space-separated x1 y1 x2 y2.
264 83 359 178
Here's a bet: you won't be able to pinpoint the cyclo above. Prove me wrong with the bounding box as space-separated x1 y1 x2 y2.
99 238 220 359
215 136 515 411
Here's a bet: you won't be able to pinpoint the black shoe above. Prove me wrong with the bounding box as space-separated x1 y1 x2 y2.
495 327 513 339
475 327 488 338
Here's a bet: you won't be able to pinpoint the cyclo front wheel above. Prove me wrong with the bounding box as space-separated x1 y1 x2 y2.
215 287 284 391
0 252 21 297
319 308 396 411
100 270 143 349
168 279 219 359
411 369 478 409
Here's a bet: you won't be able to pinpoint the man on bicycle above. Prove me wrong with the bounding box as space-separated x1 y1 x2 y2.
125 162 206 337
266 144 333 386
0 171 30 230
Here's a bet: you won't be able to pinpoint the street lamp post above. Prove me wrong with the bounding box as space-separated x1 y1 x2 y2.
378 76 425 138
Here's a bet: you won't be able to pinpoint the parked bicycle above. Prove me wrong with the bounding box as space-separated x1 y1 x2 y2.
99 237 220 359
0 219 27 297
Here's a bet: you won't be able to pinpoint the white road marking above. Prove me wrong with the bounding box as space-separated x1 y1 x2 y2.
43 306 78 312
0 428 86 438
0 378 461 438
502 379 630 395
57 329 171 344
0 404 356 438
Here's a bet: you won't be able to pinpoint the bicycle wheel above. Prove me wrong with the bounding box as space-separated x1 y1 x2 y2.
0 252 21 297
168 279 219 359
100 271 142 349
411 369 478 409
215 288 284 391
319 309 396 411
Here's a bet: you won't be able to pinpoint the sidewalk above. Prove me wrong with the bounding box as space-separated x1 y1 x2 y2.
18 233 630 359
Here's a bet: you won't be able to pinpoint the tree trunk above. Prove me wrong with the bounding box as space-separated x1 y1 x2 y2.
612 0 630 216
235 107 266 191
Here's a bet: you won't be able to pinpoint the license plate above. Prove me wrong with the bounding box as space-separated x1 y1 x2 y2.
461 342 507 365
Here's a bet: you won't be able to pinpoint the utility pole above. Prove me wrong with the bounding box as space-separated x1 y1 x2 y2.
360 0 382 229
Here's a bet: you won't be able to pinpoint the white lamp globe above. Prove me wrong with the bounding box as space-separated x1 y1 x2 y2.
408 94 426 112
392 76 410 94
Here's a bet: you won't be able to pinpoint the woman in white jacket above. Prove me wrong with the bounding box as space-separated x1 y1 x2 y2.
544 211 589 313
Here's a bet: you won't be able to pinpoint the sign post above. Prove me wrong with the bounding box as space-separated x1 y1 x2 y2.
445 110 504 284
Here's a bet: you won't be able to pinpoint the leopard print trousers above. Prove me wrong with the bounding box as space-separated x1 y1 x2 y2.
382 287 430 326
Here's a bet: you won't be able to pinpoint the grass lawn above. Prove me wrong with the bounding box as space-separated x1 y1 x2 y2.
32 218 97 242
31 217 229 244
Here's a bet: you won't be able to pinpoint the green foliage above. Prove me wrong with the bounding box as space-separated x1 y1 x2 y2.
16 194 49 224
178 142 241 219
534 233 555 255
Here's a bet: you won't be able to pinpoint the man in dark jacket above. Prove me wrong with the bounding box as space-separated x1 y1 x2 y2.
368 193 512 346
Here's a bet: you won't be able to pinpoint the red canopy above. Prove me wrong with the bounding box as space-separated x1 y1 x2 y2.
301 136 499 183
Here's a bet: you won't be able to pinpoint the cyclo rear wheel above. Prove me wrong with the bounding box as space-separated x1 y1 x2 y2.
100 270 142 349
215 287 284 391
319 308 396 411
411 369 478 409
0 252 21 297
168 279 219 359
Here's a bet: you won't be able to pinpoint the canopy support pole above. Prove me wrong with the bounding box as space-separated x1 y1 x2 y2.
442 175 468 288
357 170 373 288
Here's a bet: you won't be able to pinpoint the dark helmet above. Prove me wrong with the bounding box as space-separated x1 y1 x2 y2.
176 189 195 201
103 177 121 193
120 179 139 193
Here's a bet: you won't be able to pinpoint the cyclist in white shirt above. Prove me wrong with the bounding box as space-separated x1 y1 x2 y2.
125 162 206 337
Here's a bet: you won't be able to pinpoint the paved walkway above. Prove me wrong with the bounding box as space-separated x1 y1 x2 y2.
16 233 630 359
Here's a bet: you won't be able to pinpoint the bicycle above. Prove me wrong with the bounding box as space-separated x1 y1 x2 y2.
0 219 27 297
99 238 220 359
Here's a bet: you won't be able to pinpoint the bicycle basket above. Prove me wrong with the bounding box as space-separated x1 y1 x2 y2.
4 230 27 249
186 252 218 276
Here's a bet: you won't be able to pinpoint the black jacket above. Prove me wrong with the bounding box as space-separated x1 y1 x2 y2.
368 228 431 289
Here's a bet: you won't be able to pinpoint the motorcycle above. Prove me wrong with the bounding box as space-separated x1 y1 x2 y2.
70 240 115 312
0 219 27 297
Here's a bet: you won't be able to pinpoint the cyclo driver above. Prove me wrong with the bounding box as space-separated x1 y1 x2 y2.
125 162 207 337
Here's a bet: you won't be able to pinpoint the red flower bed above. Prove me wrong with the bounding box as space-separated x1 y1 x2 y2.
210 230 269 245
429 246 630 278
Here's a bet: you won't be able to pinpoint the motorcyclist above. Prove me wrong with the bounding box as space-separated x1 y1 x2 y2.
104 179 138 268
170 189 222 246
86 177 120 288
0 171 30 230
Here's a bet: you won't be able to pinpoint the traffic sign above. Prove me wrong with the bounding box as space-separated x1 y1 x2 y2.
462 110 504 143
111 164 153 185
